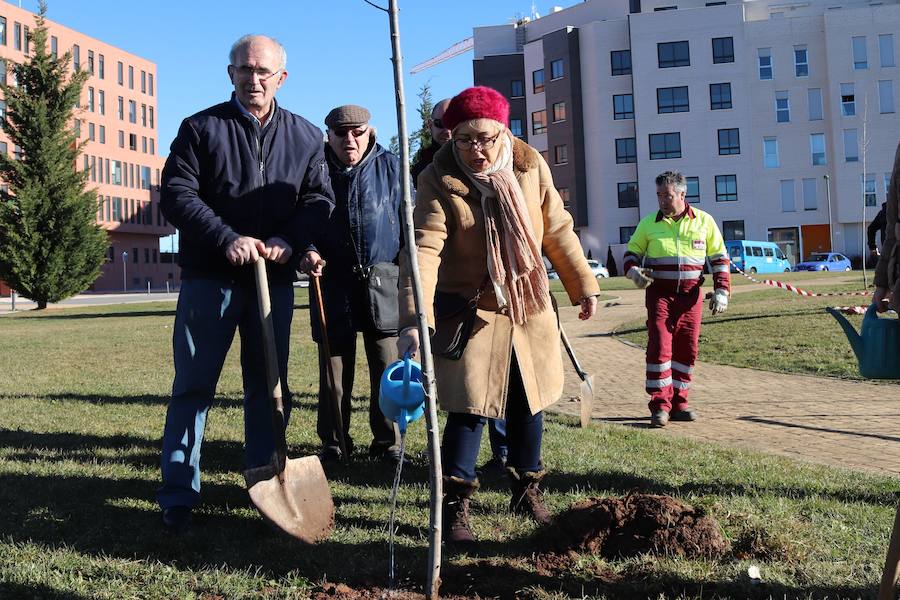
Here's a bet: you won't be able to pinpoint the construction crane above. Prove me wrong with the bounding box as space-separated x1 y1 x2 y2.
409 37 474 74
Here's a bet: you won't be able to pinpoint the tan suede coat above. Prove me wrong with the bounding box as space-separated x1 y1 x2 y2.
875 142 900 293
399 134 600 418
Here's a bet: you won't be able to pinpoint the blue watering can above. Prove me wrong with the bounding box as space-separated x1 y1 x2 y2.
826 304 900 379
379 353 425 434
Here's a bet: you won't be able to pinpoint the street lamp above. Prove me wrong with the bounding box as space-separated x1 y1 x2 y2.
122 250 128 292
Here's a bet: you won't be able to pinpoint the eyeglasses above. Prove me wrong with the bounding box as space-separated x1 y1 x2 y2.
332 127 369 138
432 118 446 129
452 133 500 151
231 65 282 82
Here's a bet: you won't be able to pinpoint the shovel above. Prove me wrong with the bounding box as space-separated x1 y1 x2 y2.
559 325 595 428
243 257 334 543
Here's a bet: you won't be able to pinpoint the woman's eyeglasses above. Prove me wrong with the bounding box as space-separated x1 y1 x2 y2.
453 133 500 151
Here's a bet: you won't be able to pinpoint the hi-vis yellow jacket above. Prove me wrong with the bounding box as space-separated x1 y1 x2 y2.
623 206 731 294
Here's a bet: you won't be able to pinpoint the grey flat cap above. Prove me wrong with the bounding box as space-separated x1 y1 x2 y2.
325 105 371 129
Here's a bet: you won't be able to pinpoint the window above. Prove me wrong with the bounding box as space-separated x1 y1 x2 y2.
72 44 79 70
112 198 121 222
141 70 146 93
99 54 104 79
879 80 895 113
620 226 637 244
808 88 823 120
615 137 637 163
649 133 682 159
618 182 639 208
775 91 790 123
511 79 524 98
715 174 738 202
531 110 546 135
0 100 6 119
128 100 137 124
810 133 826 166
559 188 570 207
781 179 796 212
149 107 154 128
117 61 123 85
117 96 124 120
712 37 734 63
655 5 677 10
841 83 856 116
657 86 689 113
0 17 5 46
99 125 105 144
880 34 895 67
552 101 566 122
74 119 80 137
129 133 137 151
150 139 155 155
118 130 124 148
141 104 147 127
510 118 523 138
532 69 545 93
864 174 877 206
550 59 564 79
686 177 700 203
0 60 5 86
764 137 779 168
87 87 95 112
88 122 95 141
853 36 868 69
803 178 817 210
758 48 772 79
613 94 634 119
611 49 631 75
128 65 134 89
554 144 568 165
111 160 122 185
658 41 690 68
141 166 151 190
50 36 57 58
718 128 740 155
87 50 94 74
13 22 20 51
794 46 808 77
148 73 154 96
843 129 859 162
0 142 6 155
710 82 732 109
722 220 745 241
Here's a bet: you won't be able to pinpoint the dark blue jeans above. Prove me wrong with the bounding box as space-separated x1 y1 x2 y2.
442 359 542 482
157 277 294 510
488 418 508 460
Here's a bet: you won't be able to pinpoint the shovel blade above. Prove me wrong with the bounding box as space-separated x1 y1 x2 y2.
244 456 334 543
579 375 595 428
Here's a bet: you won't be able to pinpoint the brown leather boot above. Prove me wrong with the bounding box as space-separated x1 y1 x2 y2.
507 468 551 525
442 476 479 545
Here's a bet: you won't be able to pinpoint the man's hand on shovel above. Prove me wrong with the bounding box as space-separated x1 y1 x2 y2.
299 250 326 276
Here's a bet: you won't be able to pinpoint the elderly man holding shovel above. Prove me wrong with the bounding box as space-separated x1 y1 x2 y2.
157 34 333 534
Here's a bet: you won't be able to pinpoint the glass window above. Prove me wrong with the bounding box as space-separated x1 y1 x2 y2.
98 90 105 115
802 178 817 210
611 49 631 75
0 17 6 46
841 83 856 116
718 128 740 155
148 73 154 96
128 100 137 123
613 94 634 119
658 41 690 68
128 65 134 89
712 37 734 63
764 247 774 257
511 79 524 98
758 47 772 79
117 96 123 120
142 166 151 190
99 54 105 79
559 188 570 207
149 106 154 129
88 122 95 141
13 22 21 51
715 174 738 202
775 91 790 123
22 25 28 55
531 110 546 135
87 87 94 112
794 46 808 77
118 130 124 148
111 160 122 185
722 220 745 241
863 174 877 206
853 36 868 69
99 125 105 144
710 82 732 110
808 88 823 120
880 34 895 67
615 137 637 163
764 137 779 168
657 86 689 113
686 176 700 203
72 44 79 69
50 36 57 58
810 133 826 166
843 129 859 162
554 144 568 165
620 226 638 244
141 104 147 127
141 70 146 93
117 61 123 85
552 101 566 122
532 69 544 93
0 60 5 86
150 138 155 155
550 59 564 79
617 182 639 208
87 50 94 74
510 118 523 138
781 179 796 212
0 100 6 119
649 132 681 159
879 80 895 114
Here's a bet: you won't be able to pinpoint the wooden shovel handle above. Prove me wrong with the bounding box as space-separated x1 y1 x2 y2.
313 275 350 463
879 502 900 600
254 258 287 468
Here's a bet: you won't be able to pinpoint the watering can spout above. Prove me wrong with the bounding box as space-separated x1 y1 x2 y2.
826 307 864 361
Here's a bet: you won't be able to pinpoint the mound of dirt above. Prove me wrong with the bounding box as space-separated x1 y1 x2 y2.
312 582 477 600
540 493 729 559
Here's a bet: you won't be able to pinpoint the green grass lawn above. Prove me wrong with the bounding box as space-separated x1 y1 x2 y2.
0 294 897 599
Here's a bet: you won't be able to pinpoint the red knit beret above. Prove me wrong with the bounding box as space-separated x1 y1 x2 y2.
441 86 510 131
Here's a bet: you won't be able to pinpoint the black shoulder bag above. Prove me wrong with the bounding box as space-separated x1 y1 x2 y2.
431 279 488 360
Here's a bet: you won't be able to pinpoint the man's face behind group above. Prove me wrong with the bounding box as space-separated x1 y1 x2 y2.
228 38 287 116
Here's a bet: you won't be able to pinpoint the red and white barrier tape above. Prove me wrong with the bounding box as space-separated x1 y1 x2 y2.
731 266 870 315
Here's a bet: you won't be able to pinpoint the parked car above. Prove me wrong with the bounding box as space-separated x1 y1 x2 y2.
547 259 609 280
725 240 793 274
794 252 852 272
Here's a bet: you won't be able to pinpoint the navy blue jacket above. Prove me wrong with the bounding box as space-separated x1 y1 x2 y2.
161 95 334 285
310 141 403 342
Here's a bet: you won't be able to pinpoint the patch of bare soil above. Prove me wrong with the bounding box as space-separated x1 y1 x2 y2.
312 582 478 600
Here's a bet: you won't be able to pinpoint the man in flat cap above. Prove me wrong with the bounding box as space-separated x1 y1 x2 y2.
311 104 406 463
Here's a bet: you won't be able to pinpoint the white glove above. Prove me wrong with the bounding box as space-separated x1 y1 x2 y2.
709 289 729 315
626 266 654 289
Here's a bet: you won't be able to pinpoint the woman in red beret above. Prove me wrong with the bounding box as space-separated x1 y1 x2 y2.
397 86 599 545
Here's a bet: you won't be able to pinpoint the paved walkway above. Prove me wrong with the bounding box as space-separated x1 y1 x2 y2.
551 283 900 477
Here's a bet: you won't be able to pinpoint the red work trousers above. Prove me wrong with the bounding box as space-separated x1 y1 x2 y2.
644 284 703 413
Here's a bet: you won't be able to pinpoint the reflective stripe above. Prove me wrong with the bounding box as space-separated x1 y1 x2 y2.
711 264 730 273
651 270 702 280
671 360 693 374
646 376 673 388
646 361 671 373
708 253 728 262
645 256 706 266
672 380 691 390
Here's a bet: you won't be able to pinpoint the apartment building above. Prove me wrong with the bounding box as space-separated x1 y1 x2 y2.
473 0 900 265
0 3 175 293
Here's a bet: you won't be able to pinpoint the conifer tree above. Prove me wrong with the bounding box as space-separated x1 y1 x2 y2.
0 1 107 309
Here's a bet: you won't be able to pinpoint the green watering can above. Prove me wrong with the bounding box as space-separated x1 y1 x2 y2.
826 304 900 379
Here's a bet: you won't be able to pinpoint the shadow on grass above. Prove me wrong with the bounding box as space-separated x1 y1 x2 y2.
20 309 177 320
0 582 91 599
738 416 900 443
607 308 831 337
21 391 322 410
